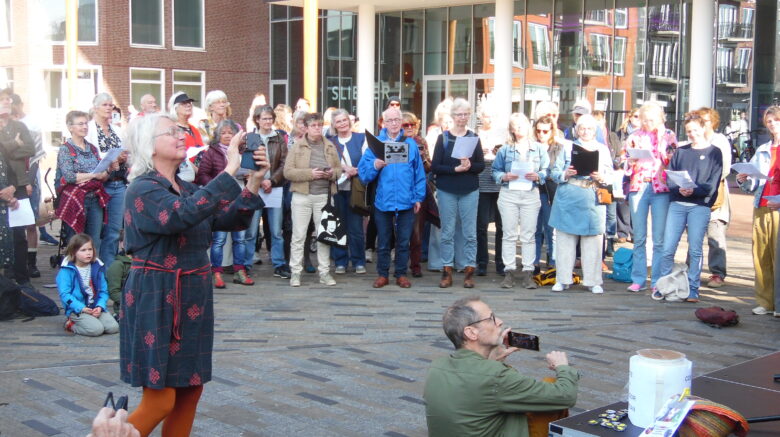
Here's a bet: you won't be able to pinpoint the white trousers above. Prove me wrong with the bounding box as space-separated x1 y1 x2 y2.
555 230 603 287
290 192 331 275
498 187 541 272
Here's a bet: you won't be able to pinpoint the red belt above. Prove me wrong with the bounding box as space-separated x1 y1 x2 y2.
131 258 210 341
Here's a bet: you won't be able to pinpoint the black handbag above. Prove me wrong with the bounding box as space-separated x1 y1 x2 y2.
317 188 347 248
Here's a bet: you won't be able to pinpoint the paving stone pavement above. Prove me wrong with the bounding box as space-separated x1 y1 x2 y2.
1 187 778 436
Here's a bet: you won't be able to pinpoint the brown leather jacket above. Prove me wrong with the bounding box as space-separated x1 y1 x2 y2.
264 130 288 187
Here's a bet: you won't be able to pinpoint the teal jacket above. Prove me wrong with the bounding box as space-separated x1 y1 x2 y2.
424 349 579 437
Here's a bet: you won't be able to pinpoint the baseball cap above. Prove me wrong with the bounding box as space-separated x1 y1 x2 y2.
173 93 196 105
571 99 592 115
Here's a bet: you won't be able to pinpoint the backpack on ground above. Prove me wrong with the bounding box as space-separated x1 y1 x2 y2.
18 286 60 317
608 247 633 283
0 275 21 321
533 268 581 286
695 306 739 328
652 263 690 302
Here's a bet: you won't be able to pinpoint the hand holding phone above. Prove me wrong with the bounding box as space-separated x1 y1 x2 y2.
504 331 540 351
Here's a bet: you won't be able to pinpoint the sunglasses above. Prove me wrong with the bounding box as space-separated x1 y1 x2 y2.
402 123 415 129
536 129 551 134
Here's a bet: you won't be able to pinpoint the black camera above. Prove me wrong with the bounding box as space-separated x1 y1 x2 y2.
241 133 263 171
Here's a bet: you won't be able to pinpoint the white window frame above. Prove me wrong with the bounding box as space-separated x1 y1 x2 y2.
512 20 522 68
129 0 164 48
584 9 609 26
129 67 165 111
613 36 626 76
172 0 205 51
172 69 205 104
615 8 628 29
529 23 550 71
0 0 11 47
45 0 99 46
588 33 611 74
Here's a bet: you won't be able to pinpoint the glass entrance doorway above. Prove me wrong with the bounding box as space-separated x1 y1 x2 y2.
422 74 495 129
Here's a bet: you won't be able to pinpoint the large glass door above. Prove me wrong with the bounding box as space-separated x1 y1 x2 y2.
422 75 495 129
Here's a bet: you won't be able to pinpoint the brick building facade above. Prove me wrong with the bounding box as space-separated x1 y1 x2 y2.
0 0 269 147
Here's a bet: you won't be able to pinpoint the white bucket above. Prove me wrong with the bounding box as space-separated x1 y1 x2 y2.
627 349 692 428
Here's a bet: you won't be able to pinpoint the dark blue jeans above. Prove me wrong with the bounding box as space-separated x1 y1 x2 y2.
332 190 366 268
99 181 126 267
375 208 415 278
534 190 555 267
64 195 104 254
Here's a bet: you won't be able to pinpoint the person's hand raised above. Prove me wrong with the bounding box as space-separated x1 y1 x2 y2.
224 130 247 176
245 147 271 195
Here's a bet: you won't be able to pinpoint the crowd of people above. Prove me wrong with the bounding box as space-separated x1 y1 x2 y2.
3 85 780 436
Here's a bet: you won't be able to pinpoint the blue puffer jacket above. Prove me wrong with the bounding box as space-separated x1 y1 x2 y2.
56 258 109 316
358 128 426 212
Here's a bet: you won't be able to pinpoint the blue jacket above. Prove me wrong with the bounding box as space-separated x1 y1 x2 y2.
56 258 109 316
491 141 550 187
358 128 426 212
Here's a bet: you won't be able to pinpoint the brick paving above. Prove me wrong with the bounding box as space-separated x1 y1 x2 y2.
1 185 778 436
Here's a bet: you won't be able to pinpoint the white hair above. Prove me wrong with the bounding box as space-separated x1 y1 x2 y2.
92 92 113 108
533 101 559 120
450 98 471 116
205 90 228 111
575 113 598 131
125 113 177 182
382 106 401 120
507 112 531 143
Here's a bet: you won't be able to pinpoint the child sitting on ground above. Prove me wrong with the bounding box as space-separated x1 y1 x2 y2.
56 233 119 336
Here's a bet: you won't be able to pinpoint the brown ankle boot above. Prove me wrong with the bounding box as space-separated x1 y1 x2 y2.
464 266 476 288
439 266 453 288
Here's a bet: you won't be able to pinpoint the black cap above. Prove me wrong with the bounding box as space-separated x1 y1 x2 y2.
173 93 196 105
387 96 401 107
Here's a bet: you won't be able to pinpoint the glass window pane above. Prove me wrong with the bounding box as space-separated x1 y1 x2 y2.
173 71 203 103
425 8 447 75
132 0 162 45
173 71 201 83
270 5 287 21
402 9 424 116
553 0 583 118
130 83 162 110
448 6 472 75
271 22 287 80
41 0 96 42
288 20 304 105
271 83 286 107
78 0 96 42
174 0 203 48
378 12 401 107
131 69 161 81
615 0 646 117
472 3 494 75
0 0 11 45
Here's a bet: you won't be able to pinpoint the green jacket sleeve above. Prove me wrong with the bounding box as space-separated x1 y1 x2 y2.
495 364 579 413
106 260 125 304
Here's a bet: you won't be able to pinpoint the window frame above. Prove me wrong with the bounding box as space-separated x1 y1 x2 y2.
172 0 205 51
0 0 11 47
129 67 166 112
172 69 205 104
45 0 99 46
130 0 164 48
587 33 611 74
613 36 626 76
528 23 551 71
614 8 628 29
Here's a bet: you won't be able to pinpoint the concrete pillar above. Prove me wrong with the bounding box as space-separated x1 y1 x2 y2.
493 0 514 129
357 3 376 133
689 0 715 109
303 0 318 110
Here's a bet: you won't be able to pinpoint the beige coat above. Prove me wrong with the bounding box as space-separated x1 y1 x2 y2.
283 135 342 195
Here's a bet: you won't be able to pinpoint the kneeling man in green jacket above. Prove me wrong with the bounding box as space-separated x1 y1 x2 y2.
424 296 579 437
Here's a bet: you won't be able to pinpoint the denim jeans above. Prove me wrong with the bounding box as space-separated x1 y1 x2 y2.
374 208 415 278
245 206 285 268
606 201 617 237
629 184 670 286
211 230 247 271
332 190 366 268
616 198 632 239
659 202 711 298
476 192 503 270
535 190 555 267
99 181 126 267
438 189 478 268
64 195 104 255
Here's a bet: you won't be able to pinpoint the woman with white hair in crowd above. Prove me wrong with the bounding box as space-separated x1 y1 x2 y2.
199 90 233 143
548 114 613 294
623 101 676 292
431 98 485 288
119 112 267 436
167 92 205 183
492 113 549 289
86 92 127 267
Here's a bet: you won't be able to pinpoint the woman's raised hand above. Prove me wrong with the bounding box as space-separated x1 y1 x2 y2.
224 130 247 176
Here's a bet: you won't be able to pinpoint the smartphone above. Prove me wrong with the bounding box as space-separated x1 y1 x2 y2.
241 133 263 170
104 391 129 410
505 331 540 351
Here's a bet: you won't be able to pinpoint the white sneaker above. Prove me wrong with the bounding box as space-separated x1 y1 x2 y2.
334 266 346 275
355 265 367 274
290 273 301 287
365 249 374 263
752 306 770 315
319 273 336 286
590 285 604 294
551 283 569 292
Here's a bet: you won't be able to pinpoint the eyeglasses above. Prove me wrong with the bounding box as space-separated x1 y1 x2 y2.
402 123 415 129
153 126 185 138
467 312 496 327
69 122 88 127
385 118 402 124
258 117 274 121
536 128 551 134
453 113 470 118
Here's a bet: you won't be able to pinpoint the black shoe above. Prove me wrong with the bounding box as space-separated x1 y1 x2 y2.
274 267 291 279
496 266 505 276
476 266 487 276
533 265 541 276
27 252 40 278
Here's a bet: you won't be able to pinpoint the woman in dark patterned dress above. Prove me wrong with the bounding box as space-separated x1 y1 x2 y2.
0 152 16 269
120 113 268 436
